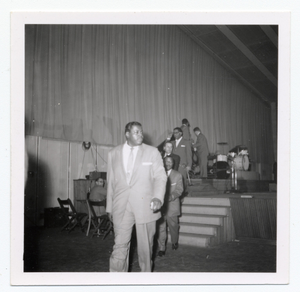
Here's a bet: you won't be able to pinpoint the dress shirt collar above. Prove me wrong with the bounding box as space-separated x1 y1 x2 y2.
124 141 139 150
175 136 182 147
166 169 172 176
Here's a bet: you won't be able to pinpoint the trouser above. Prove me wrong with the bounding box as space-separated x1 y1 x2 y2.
157 214 179 252
196 151 208 178
109 202 156 272
178 165 187 191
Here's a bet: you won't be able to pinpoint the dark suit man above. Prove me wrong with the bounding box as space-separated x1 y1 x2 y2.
106 121 167 272
181 118 192 141
193 127 209 178
168 127 192 190
157 156 183 256
161 141 180 171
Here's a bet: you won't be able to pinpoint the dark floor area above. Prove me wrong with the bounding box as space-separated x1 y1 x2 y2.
24 225 276 273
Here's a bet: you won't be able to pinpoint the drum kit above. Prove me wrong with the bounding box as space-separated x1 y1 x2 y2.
210 143 250 181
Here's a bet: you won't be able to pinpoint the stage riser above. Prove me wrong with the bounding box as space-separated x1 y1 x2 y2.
175 233 212 248
180 223 219 236
229 198 276 240
182 205 231 216
189 179 271 193
183 197 231 206
180 214 225 225
171 197 236 248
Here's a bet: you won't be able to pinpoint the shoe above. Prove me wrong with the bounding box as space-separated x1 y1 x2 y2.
158 250 165 257
172 243 178 250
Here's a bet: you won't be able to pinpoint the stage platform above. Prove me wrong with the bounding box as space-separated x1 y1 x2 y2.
187 178 274 196
178 180 277 247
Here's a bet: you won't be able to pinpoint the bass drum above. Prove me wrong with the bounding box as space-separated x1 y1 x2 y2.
234 155 249 171
215 161 230 179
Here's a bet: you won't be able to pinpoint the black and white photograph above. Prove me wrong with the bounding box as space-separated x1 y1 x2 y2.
9 10 291 287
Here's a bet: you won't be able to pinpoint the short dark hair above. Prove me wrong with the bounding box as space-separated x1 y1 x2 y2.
173 127 183 133
182 118 190 126
125 121 142 134
163 155 174 164
194 127 201 132
164 140 173 148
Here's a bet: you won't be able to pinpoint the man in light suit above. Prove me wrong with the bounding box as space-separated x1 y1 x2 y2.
157 156 183 256
169 127 193 191
106 121 167 272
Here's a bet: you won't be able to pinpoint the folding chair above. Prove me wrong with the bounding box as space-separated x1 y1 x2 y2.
57 198 88 233
86 198 113 239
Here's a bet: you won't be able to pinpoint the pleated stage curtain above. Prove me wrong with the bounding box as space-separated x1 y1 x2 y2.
25 25 274 164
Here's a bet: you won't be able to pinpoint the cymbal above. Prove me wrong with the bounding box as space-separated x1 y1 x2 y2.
217 142 228 145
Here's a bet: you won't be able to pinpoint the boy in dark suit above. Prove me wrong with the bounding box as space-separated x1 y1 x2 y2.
157 156 183 256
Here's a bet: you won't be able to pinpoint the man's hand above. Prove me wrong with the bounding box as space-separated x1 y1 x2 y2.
166 132 173 140
150 198 162 212
168 194 174 202
107 212 113 222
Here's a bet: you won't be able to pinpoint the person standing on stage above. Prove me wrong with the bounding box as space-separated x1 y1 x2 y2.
161 141 180 171
168 127 192 191
181 118 192 141
193 127 209 178
157 156 183 256
106 121 167 272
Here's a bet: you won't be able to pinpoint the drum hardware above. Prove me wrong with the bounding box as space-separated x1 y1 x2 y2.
217 142 228 157
225 152 249 194
217 154 227 162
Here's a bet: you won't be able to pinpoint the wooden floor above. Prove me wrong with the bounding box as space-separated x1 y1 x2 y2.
24 225 276 273
24 179 277 273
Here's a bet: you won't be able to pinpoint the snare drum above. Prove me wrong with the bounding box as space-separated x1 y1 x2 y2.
233 155 249 171
217 154 227 162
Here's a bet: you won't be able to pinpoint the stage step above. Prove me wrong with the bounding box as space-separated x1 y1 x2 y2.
183 196 231 206
182 204 231 216
177 232 216 248
172 196 235 248
180 213 225 225
180 222 220 236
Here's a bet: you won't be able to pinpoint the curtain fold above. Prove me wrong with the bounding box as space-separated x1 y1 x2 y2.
25 25 274 164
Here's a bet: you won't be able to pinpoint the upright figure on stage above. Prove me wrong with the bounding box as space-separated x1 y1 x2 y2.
193 127 209 178
181 118 192 141
170 127 192 192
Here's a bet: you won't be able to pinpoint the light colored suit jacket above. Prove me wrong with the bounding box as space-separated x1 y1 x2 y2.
162 169 183 217
106 143 167 225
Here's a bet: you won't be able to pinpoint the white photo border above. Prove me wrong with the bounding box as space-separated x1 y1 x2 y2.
11 11 290 286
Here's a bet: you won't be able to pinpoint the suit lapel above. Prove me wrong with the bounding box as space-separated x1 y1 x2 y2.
119 144 127 181
169 169 174 181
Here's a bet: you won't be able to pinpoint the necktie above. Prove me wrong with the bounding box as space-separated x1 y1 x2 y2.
127 147 134 183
